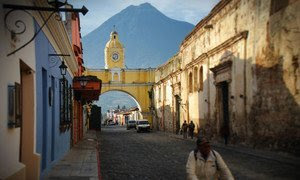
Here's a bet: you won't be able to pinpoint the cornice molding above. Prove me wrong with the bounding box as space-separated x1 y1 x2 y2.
181 0 240 48
210 60 232 74
33 0 78 76
155 69 182 86
102 83 154 87
184 30 248 70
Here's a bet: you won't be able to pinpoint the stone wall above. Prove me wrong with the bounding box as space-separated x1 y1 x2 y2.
153 0 300 154
248 0 300 154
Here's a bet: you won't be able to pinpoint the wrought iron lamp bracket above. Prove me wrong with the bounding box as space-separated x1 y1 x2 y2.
3 3 88 57
3 7 56 57
48 54 70 68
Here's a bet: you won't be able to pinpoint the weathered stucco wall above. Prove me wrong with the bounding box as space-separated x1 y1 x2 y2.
248 0 300 153
153 0 300 153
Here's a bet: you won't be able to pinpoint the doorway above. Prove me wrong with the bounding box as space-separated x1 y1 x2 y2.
90 105 101 130
20 61 39 179
51 76 55 161
42 68 48 170
175 95 181 134
218 81 230 145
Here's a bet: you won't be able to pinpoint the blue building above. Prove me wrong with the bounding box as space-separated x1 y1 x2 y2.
35 22 73 176
0 1 88 179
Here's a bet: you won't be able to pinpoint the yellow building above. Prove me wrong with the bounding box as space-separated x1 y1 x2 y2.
85 30 155 125
105 31 125 69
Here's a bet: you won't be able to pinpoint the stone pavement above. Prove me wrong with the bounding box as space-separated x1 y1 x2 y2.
160 131 300 167
98 126 300 179
44 130 100 180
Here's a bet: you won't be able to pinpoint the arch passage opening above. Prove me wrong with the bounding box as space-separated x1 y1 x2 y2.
96 91 142 125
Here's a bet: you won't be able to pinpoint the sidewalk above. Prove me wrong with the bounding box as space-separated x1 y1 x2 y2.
44 130 100 180
159 131 300 167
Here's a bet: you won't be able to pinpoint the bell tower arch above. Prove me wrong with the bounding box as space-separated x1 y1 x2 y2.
104 30 125 69
86 30 155 125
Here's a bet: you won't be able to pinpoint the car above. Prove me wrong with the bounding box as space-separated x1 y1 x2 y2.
136 119 151 133
107 120 115 126
126 120 136 130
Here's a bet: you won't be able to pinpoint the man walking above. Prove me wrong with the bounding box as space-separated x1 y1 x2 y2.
186 137 234 180
182 120 188 139
188 121 195 139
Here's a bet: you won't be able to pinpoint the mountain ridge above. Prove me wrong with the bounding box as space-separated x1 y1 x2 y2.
82 3 194 69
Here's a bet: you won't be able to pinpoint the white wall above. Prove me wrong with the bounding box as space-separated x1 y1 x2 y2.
0 0 37 178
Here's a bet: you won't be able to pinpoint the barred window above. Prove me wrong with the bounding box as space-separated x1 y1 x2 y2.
8 83 22 128
199 66 203 91
194 67 198 92
59 78 72 132
189 72 193 93
159 87 161 102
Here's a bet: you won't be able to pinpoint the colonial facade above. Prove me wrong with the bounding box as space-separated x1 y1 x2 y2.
153 0 300 153
0 0 90 179
85 30 155 125
65 8 86 145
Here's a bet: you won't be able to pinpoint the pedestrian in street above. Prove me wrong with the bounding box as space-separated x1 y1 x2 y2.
186 136 234 180
221 125 229 145
188 121 195 139
182 120 188 139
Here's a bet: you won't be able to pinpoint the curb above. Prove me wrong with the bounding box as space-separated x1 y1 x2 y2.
95 130 102 180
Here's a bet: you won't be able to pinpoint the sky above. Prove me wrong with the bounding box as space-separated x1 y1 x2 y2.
69 0 220 36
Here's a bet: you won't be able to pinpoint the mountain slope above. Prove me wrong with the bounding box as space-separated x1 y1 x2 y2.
82 3 194 68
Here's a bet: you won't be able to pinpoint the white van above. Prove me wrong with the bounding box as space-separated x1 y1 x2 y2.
136 119 150 132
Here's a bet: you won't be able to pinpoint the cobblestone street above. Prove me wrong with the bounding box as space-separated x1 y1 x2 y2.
98 126 299 180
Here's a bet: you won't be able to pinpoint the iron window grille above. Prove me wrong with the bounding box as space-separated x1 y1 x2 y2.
8 83 22 128
59 78 72 132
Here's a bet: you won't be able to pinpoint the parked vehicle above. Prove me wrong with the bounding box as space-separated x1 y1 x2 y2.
108 120 115 126
136 119 150 132
126 120 136 130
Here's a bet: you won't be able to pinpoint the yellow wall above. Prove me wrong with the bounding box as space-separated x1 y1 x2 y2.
104 32 125 69
88 30 156 125
86 69 155 84
85 69 155 125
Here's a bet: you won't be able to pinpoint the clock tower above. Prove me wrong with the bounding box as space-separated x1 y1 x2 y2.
104 31 125 69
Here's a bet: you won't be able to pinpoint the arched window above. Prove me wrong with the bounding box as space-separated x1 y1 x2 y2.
194 67 198 92
113 72 119 81
199 66 203 91
189 72 193 93
159 87 161 102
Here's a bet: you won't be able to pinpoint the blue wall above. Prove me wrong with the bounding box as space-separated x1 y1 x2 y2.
35 22 72 177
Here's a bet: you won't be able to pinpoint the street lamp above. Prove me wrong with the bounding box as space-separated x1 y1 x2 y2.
79 78 88 88
59 61 68 77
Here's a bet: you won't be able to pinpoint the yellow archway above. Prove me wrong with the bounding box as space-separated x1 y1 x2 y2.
86 30 156 124
85 68 155 124
100 89 142 113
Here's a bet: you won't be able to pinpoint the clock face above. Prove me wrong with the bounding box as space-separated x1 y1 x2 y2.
112 52 119 61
